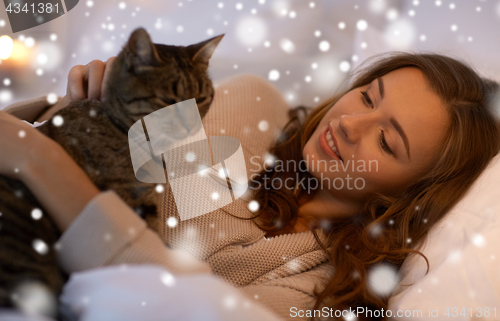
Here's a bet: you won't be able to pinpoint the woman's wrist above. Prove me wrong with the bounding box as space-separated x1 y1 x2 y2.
21 141 100 232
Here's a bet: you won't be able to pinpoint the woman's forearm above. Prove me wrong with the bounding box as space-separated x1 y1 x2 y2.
21 141 100 232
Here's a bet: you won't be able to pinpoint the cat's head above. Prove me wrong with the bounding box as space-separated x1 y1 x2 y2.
104 28 223 129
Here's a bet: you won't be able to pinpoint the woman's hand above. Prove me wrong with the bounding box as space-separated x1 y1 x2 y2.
0 110 100 231
65 56 116 103
38 57 116 122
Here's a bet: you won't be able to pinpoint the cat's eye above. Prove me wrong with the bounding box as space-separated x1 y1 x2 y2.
153 97 176 106
161 98 177 106
196 96 207 104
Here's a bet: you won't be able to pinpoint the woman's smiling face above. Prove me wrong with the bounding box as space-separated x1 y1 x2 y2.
302 67 450 207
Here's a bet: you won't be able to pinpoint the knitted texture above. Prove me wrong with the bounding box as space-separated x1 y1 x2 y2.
7 74 334 320
157 74 332 318
2 95 61 121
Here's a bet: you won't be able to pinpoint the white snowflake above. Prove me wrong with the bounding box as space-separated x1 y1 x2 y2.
161 272 176 287
223 295 237 309
218 167 228 178
185 152 196 162
31 208 43 220
386 8 398 21
356 20 368 31
339 61 351 73
263 152 276 168
258 120 269 131
367 263 399 296
279 38 295 54
33 239 49 255
369 223 382 237
268 70 280 81
11 281 57 317
25 37 35 47
319 40 330 52
52 116 63 127
47 93 58 104
167 217 178 228
248 200 259 212
472 233 486 247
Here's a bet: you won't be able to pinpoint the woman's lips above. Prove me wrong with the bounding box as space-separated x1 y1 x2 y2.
319 126 343 161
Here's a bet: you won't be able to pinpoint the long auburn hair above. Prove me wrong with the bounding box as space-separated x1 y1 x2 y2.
247 52 500 315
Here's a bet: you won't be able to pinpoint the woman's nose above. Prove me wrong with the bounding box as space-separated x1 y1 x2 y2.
338 113 375 144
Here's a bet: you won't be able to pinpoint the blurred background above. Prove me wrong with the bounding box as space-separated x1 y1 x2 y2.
1 0 500 110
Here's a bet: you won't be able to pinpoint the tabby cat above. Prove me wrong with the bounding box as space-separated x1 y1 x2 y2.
0 27 223 316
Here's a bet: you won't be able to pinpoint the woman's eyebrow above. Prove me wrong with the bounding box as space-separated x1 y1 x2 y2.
390 117 410 160
377 77 410 160
377 77 385 99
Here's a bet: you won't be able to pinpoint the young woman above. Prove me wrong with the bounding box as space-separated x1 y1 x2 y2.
1 52 499 319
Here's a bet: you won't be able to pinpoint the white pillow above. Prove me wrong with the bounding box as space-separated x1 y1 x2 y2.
388 153 500 316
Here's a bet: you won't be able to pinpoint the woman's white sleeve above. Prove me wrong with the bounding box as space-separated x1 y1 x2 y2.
56 190 212 275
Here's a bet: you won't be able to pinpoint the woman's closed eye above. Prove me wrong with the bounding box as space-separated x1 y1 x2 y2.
379 130 394 156
361 91 374 109
360 90 395 156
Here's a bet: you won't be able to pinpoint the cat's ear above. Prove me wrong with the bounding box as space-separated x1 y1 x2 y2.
187 34 224 70
125 28 162 71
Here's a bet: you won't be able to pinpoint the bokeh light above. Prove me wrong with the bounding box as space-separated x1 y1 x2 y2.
235 16 267 46
12 281 57 317
384 19 416 49
0 35 14 60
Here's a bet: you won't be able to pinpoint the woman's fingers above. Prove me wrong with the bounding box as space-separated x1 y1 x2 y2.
86 60 106 101
66 59 113 103
66 64 87 102
101 57 116 102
